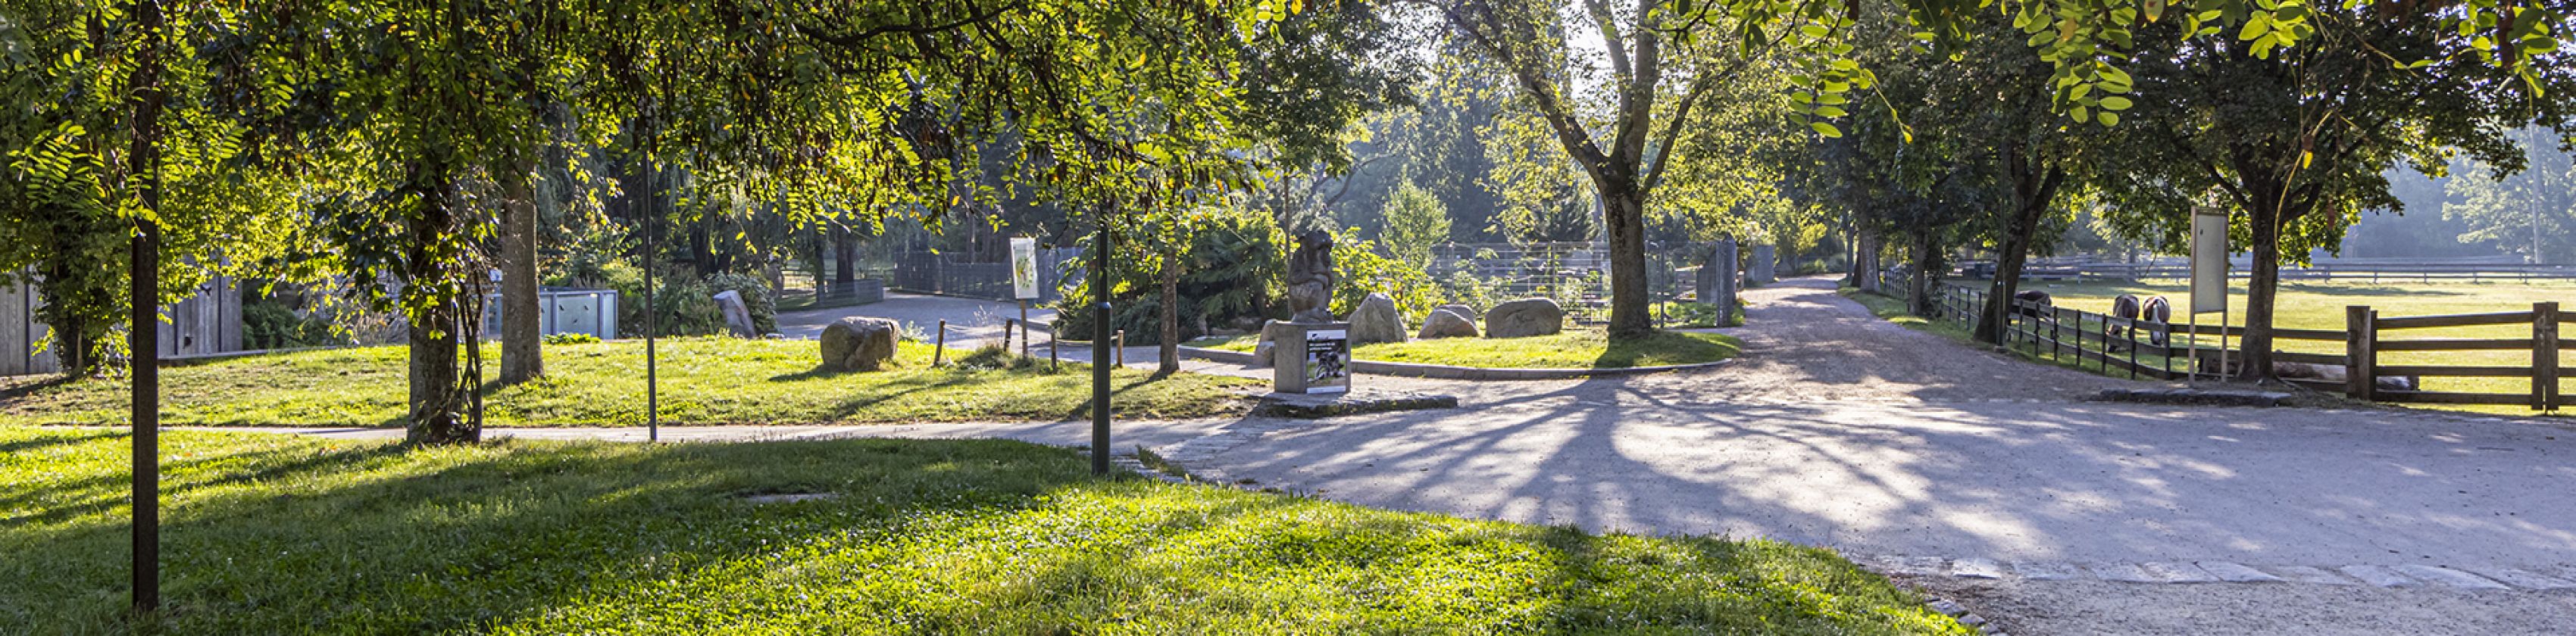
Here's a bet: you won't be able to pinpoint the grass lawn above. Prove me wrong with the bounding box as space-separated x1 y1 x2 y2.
1852 280 2575 415
0 427 1971 634
0 338 1258 428
1191 328 1743 369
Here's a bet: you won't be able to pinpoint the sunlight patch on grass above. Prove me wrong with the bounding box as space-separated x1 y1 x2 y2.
0 428 1971 634
0 338 1258 427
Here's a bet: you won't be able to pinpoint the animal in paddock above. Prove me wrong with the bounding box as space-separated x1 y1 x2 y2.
2109 295 2143 349
2196 357 2420 391
2012 290 2055 321
2139 296 2172 346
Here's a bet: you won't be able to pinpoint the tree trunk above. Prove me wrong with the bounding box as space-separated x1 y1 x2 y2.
405 174 477 446
1908 229 1935 316
499 164 542 384
2241 203 2283 382
1976 164 2060 344
832 225 858 284
1158 250 1180 375
1600 179 1652 339
1855 230 1881 292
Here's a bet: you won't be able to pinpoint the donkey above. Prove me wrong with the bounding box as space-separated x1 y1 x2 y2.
2012 290 2055 321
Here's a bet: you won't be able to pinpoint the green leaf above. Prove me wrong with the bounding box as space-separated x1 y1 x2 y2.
2099 96 2133 110
1809 122 1843 138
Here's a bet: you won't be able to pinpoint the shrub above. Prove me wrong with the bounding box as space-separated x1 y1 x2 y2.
1333 228 1444 321
703 271 778 333
599 261 724 338
1056 206 1284 345
542 333 600 345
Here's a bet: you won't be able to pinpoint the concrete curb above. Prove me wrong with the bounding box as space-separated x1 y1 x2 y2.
1176 345 1736 380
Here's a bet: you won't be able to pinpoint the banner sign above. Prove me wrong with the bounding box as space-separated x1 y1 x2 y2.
1302 329 1349 394
2190 207 2229 314
1010 237 1039 300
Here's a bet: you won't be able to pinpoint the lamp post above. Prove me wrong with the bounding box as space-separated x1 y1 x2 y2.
1091 208 1113 475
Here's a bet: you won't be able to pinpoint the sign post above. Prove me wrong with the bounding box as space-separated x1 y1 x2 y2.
1272 323 1352 394
1011 237 1038 357
2190 206 2231 380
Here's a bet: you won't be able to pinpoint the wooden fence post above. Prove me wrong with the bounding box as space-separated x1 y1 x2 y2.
2535 301 2559 410
2346 306 2376 401
934 319 949 366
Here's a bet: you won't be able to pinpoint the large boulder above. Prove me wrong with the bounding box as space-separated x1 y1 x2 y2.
1346 293 1408 345
1436 304 1477 321
819 316 901 372
1418 308 1478 339
1250 320 1285 369
1483 298 1566 338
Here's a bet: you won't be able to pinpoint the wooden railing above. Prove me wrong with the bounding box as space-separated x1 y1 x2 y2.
1924 284 2567 411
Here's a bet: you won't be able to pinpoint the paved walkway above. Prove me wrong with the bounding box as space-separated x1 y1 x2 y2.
239 276 2576 634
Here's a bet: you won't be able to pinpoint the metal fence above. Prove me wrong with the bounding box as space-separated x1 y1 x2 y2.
883 248 1080 302
1427 242 1732 324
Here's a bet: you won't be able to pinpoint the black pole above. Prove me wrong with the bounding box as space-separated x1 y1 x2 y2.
127 0 165 614
644 164 658 442
1092 209 1112 475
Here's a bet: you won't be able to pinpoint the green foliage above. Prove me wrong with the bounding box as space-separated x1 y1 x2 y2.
599 262 724 338
0 338 1257 427
2446 128 2574 264
241 301 339 351
1057 204 1286 344
1330 228 1445 321
704 271 779 334
0 427 1968 634
1380 180 1452 267
541 333 600 345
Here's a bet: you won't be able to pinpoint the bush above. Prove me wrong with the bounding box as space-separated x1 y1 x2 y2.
599 261 724 338
241 301 337 350
1334 228 1444 321
1056 206 1285 345
703 271 778 333
542 333 600 345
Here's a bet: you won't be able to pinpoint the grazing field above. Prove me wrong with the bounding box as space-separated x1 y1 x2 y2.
0 428 1970 634
1192 328 1743 369
0 338 1258 427
1926 279 2574 414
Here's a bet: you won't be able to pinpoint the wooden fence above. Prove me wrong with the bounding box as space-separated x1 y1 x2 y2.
1924 285 2567 411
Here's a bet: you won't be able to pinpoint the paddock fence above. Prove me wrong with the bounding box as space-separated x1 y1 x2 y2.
1921 284 2568 411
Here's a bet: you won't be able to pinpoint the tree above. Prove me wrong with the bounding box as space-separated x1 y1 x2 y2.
1381 180 1452 267
1411 0 1869 338
2096 6 2574 380
2448 127 2575 265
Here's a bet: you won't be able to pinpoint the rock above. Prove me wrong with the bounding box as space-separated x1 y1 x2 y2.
819 316 900 372
1249 320 1285 369
1437 304 1477 320
1345 293 1408 344
1418 308 1478 339
1483 298 1566 338
713 290 758 337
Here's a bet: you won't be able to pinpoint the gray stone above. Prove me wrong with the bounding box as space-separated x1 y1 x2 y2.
2264 566 2360 585
1437 304 1477 321
2086 563 2159 583
2393 565 2509 590
2468 568 2576 591
2009 561 2084 581
1948 558 2008 579
713 289 758 337
1418 308 1479 339
819 316 900 372
1749 244 1777 285
1249 320 1289 369
2338 565 2422 588
1483 298 1566 338
2195 561 2285 583
1346 293 1408 345
2137 562 2220 583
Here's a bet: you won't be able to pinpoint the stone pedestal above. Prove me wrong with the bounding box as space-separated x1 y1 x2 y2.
1749 245 1777 285
1271 322 1351 394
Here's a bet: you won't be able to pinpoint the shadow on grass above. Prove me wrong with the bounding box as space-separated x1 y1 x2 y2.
0 374 77 404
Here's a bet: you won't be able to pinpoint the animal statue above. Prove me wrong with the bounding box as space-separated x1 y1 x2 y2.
2012 289 2054 321
2139 296 2172 346
1284 230 1337 323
